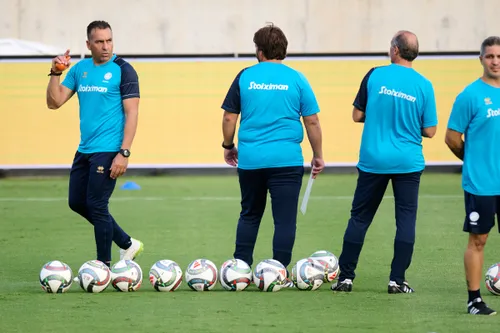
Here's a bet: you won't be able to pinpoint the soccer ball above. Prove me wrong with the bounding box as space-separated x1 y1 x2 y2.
309 250 340 282
78 260 111 293
219 259 252 291
292 258 324 291
185 259 218 291
149 260 183 292
39 260 73 293
485 262 500 295
111 260 143 292
253 259 287 292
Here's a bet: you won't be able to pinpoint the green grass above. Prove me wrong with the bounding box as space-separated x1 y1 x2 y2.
0 173 499 332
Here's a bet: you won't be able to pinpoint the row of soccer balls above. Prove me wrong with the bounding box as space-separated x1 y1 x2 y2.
40 250 341 293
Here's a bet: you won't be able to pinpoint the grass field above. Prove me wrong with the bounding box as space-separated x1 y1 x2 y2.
1 173 499 332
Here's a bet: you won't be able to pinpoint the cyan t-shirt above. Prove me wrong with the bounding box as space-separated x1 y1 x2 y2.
355 64 438 174
221 62 320 170
447 78 500 195
62 54 140 153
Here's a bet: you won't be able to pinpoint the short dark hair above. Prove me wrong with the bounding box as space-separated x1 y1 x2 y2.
391 33 419 62
86 20 112 40
480 36 500 56
253 23 288 60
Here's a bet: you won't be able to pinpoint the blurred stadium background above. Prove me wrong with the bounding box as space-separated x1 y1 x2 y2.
2 2 500 332
1 0 499 175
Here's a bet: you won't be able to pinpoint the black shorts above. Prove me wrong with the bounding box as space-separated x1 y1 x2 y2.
463 191 500 234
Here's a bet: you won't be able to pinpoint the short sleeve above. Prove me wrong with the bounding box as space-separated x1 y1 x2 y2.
353 67 376 111
61 65 77 92
422 81 438 128
120 63 140 100
298 72 320 117
447 91 473 134
221 68 246 114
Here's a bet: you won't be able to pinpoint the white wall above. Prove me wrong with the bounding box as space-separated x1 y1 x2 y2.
1 0 498 55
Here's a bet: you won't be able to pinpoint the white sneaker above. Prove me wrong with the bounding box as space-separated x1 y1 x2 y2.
119 238 144 260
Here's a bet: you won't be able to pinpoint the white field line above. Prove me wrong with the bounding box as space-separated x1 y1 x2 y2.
0 194 462 202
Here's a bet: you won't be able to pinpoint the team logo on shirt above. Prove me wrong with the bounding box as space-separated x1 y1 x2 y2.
104 72 112 81
248 81 289 91
78 84 107 93
484 97 492 105
82 72 87 78
378 86 416 102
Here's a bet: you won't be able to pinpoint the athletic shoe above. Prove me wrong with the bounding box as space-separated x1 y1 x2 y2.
282 278 295 288
388 281 414 294
331 279 353 292
468 298 497 315
119 238 144 261
282 270 295 288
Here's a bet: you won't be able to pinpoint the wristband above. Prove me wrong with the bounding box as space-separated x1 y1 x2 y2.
222 142 235 150
48 69 62 76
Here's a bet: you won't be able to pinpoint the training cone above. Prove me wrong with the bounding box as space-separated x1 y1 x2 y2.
120 181 141 190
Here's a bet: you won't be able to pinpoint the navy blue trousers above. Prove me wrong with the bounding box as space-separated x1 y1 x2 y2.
68 151 131 263
338 168 422 284
234 166 304 268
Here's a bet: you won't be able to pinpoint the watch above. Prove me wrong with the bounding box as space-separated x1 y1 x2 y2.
119 149 131 157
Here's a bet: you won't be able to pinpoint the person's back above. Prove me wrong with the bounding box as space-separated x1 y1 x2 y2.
358 64 436 173
236 62 316 169
333 30 437 295
220 24 324 285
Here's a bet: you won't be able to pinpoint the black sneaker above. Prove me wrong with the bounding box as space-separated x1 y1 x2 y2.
331 279 353 292
468 298 497 315
388 281 414 294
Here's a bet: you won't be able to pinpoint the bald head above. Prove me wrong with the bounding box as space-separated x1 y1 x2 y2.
391 31 419 62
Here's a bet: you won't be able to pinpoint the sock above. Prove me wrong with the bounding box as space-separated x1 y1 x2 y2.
123 239 132 249
468 289 481 303
104 261 111 268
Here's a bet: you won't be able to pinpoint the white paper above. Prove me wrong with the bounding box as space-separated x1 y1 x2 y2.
300 170 315 215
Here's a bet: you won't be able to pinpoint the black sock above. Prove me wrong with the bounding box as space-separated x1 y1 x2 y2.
104 261 111 268
124 239 132 249
468 289 481 303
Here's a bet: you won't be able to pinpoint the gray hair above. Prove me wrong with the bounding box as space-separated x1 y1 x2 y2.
480 36 500 56
391 31 419 62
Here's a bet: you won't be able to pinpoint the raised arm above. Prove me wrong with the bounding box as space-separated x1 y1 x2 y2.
46 49 75 109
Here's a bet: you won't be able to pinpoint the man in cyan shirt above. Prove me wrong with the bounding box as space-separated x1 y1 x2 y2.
446 36 500 316
46 20 143 269
333 31 438 294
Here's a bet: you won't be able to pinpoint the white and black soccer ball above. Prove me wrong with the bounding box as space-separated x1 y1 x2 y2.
39 260 73 293
111 260 143 292
149 260 183 292
219 259 252 291
292 258 324 291
78 260 111 293
253 259 287 292
485 262 500 296
309 250 340 282
185 259 218 291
